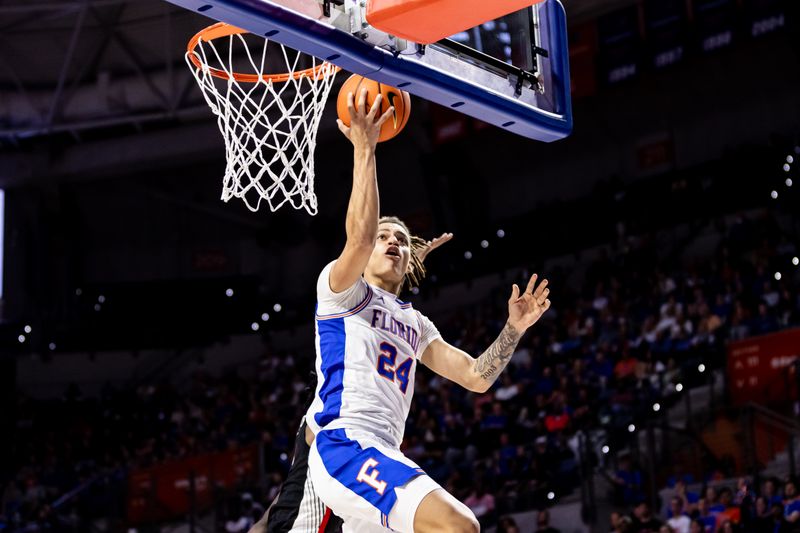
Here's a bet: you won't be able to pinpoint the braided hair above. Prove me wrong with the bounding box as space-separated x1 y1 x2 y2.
378 216 427 291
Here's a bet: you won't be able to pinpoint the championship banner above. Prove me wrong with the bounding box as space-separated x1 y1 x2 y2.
691 0 738 53
727 328 800 406
643 0 688 70
127 444 259 524
597 6 641 85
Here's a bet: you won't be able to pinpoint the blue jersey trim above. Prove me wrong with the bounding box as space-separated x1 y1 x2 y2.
316 288 373 320
314 318 347 428
316 429 424 517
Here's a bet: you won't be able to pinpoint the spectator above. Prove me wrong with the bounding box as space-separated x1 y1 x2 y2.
497 514 521 533
610 511 624 533
673 479 699 515
536 509 561 533
694 498 717 532
614 515 634 533
705 487 724 514
715 487 741 527
751 496 774 532
689 518 706 533
667 497 691 533
613 455 644 506
717 519 736 533
763 478 783 508
785 480 800 525
768 502 789 533
464 482 496 528
632 501 662 532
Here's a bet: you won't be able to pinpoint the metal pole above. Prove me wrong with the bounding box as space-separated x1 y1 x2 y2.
578 433 589 524
581 432 597 525
708 368 715 420
189 469 196 533
684 388 693 430
646 421 658 512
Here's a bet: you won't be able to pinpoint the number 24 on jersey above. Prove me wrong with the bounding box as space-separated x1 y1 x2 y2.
375 342 412 393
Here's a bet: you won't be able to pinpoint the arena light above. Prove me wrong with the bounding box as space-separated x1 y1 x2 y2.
464 251 473 260
24 325 32 334
770 190 778 199
775 272 782 281
225 288 234 297
602 445 610 454
698 363 706 373
261 312 270 321
496 229 505 238
787 178 794 187
793 257 799 266
48 343 57 351
251 322 260 332
18 335 25 343
76 288 83 296
788 155 795 164
675 383 684 392
784 164 792 172
273 303 282 312
94 303 102 312
652 403 661 412
547 491 555 500
411 286 420 295
627 424 636 433
480 240 489 249
98 295 106 303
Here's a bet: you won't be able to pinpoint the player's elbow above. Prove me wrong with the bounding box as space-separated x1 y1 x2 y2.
467 375 491 394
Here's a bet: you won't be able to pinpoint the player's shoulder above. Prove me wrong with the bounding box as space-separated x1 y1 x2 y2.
316 260 371 317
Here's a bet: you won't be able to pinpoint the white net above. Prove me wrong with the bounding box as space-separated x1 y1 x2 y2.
186 25 339 214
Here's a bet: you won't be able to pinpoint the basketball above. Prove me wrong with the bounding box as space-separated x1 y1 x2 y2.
336 75 411 142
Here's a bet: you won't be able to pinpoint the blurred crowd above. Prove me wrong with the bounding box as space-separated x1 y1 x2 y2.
608 477 800 532
3 210 800 531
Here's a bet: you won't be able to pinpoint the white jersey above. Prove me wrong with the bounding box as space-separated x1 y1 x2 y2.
305 261 441 448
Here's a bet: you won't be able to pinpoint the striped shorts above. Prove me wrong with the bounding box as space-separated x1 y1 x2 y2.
266 420 343 533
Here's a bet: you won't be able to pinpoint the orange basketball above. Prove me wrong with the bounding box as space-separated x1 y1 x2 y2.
336 75 411 142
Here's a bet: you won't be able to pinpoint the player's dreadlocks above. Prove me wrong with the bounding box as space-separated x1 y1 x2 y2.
378 216 427 290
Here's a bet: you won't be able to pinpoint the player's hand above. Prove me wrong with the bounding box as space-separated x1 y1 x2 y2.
507 273 551 333
336 88 394 148
416 232 454 263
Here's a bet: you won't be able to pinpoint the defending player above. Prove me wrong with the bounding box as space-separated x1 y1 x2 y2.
302 88 551 533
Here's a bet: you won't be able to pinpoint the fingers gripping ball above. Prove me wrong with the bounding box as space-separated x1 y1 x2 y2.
336 75 411 142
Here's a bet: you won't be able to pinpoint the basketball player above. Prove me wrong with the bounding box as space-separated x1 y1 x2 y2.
259 88 550 533
248 232 452 533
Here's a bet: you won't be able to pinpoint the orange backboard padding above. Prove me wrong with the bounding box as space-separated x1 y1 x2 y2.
366 0 545 45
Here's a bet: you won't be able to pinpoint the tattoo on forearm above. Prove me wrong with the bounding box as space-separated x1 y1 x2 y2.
474 322 522 384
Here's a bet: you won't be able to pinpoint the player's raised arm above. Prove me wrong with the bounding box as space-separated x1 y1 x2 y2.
420 273 551 393
328 88 395 293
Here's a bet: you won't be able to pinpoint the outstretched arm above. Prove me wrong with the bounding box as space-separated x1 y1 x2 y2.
421 273 551 393
328 89 395 293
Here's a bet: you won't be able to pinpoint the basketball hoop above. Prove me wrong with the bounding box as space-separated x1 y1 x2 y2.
186 23 340 214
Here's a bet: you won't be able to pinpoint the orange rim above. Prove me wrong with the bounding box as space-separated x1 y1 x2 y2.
187 22 341 83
